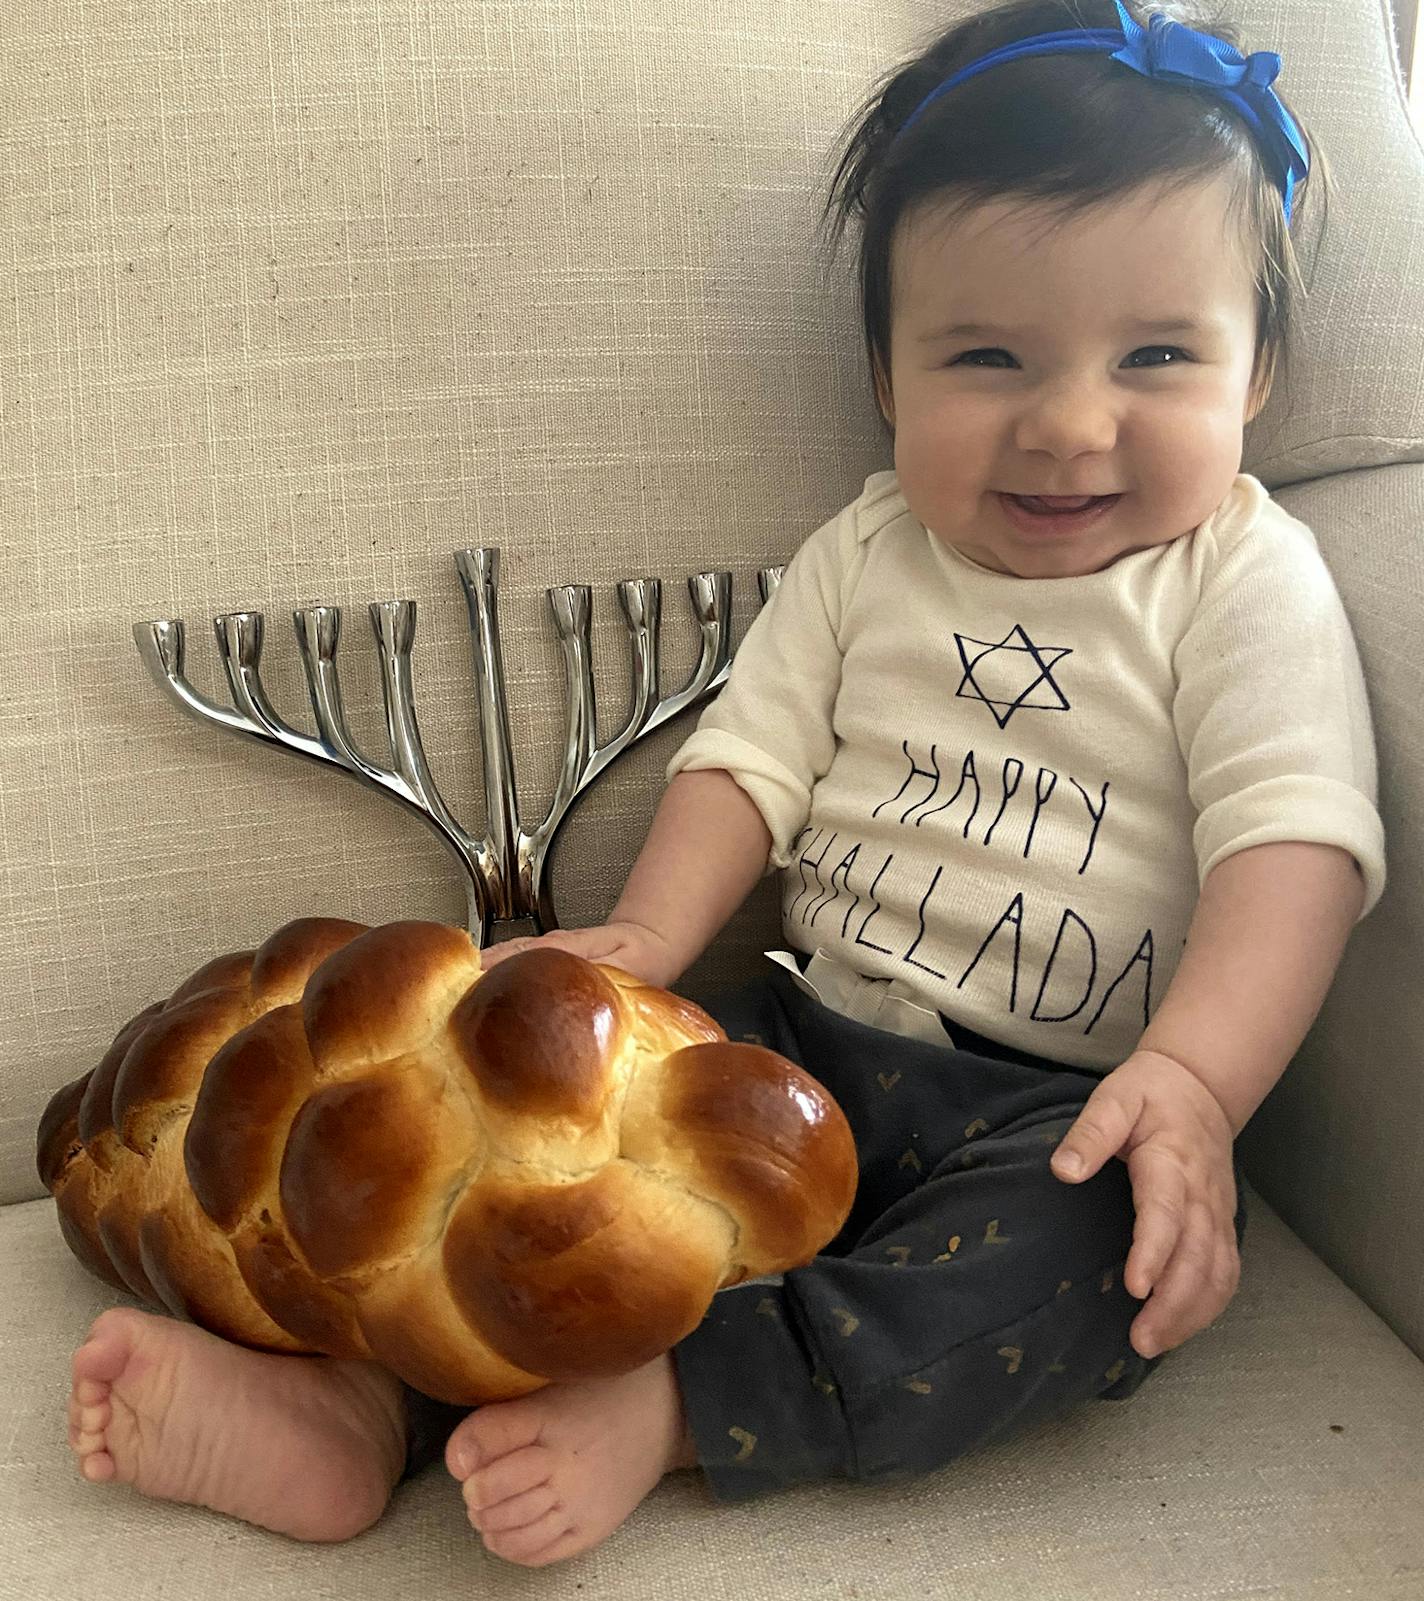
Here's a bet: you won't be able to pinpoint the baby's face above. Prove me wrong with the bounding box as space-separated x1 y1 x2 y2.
877 174 1265 579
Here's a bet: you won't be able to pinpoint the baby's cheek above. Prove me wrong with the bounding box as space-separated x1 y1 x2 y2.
893 425 981 512
1148 396 1246 482
1149 450 1243 536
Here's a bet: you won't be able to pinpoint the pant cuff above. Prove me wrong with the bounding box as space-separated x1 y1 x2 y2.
671 1277 855 1503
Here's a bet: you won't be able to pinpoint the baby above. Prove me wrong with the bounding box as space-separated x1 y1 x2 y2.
66 0 1384 1572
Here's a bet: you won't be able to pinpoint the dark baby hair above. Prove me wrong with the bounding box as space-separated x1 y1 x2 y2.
819 0 1329 429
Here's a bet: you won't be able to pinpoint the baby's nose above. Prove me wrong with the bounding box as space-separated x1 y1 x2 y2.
1013 382 1119 459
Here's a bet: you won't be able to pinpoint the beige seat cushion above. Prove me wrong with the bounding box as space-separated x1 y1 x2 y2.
6 1182 1421 1599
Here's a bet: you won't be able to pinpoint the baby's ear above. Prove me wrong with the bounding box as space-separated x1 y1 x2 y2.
873 357 896 430
1244 351 1275 423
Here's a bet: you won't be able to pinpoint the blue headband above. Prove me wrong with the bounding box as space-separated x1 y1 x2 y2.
894 1 1309 223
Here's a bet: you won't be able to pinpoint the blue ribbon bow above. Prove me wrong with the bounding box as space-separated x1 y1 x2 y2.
894 2 1309 222
1109 2 1309 221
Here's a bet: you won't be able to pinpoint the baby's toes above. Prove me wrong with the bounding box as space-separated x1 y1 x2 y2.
72 1312 132 1393
67 1391 110 1449
446 1401 542 1481
463 1443 555 1516
67 1373 113 1466
481 1506 578 1567
472 1481 561 1534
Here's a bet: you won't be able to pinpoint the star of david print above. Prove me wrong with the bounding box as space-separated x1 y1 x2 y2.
954 625 1072 729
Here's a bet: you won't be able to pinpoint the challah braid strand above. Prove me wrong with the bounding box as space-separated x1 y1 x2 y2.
252 919 547 1402
36 919 372 1351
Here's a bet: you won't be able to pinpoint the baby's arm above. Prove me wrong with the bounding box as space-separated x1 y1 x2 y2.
605 767 773 987
1136 838 1365 1136
1056 499 1389 1356
484 767 772 988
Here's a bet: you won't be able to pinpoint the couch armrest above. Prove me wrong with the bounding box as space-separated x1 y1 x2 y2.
1237 461 1424 1358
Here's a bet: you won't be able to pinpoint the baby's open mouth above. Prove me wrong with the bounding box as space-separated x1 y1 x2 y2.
1005 493 1120 513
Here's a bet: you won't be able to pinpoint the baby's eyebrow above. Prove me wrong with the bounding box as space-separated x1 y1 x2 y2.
916 315 1218 344
1125 317 1215 337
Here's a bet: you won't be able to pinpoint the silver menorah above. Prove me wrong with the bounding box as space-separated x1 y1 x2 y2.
133 550 784 946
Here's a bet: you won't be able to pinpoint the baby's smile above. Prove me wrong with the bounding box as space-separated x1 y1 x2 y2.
997 492 1125 536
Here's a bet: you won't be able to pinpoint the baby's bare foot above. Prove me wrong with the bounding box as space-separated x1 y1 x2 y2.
68 1306 410 1543
445 1352 697 1567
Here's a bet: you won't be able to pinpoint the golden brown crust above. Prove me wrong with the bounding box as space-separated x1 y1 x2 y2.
36 917 859 1402
451 947 627 1121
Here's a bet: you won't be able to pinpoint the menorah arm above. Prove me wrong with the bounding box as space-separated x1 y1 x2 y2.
136 617 330 761
522 566 774 932
589 577 662 769
515 577 663 928
135 619 260 738
455 549 522 924
541 584 598 827
133 613 492 941
213 612 319 751
638 569 736 738
292 607 390 783
363 602 494 862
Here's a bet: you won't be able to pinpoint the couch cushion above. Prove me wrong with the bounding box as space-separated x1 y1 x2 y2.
5 1182 1421 1599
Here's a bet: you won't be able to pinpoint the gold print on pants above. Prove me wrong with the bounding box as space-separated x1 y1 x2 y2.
832 1306 861 1337
728 1425 758 1461
983 1218 1011 1245
878 1070 902 1091
1104 1359 1127 1384
885 1245 912 1266
964 1118 989 1139
904 1377 933 1394
998 1346 1024 1374
812 1372 838 1396
756 1297 780 1319
933 1234 963 1262
1057 1279 1073 1295
1100 1267 1115 1293
900 1148 923 1174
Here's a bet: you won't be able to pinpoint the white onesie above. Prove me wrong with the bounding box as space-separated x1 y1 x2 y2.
667 470 1386 1072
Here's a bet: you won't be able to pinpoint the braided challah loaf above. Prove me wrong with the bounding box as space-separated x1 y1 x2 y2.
36 917 858 1404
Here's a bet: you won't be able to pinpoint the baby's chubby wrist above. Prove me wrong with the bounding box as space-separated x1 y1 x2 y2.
1051 1044 1236 1189
1117 1045 1236 1140
1127 1037 1236 1139
601 915 685 988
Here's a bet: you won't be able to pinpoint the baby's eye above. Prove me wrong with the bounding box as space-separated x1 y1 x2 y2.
952 348 1019 368
1122 345 1191 368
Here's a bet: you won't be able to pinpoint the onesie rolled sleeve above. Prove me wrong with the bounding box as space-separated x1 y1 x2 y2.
1173 511 1387 918
665 729 813 870
1194 773 1387 913
667 501 858 869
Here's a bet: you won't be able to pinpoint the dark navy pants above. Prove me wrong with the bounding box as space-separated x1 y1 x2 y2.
398 960 1247 1500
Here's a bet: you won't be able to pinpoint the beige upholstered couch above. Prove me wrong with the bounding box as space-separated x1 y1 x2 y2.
4 1 1422 1595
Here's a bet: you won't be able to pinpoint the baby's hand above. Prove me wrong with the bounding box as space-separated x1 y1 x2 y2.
480 920 679 989
1049 1049 1240 1361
